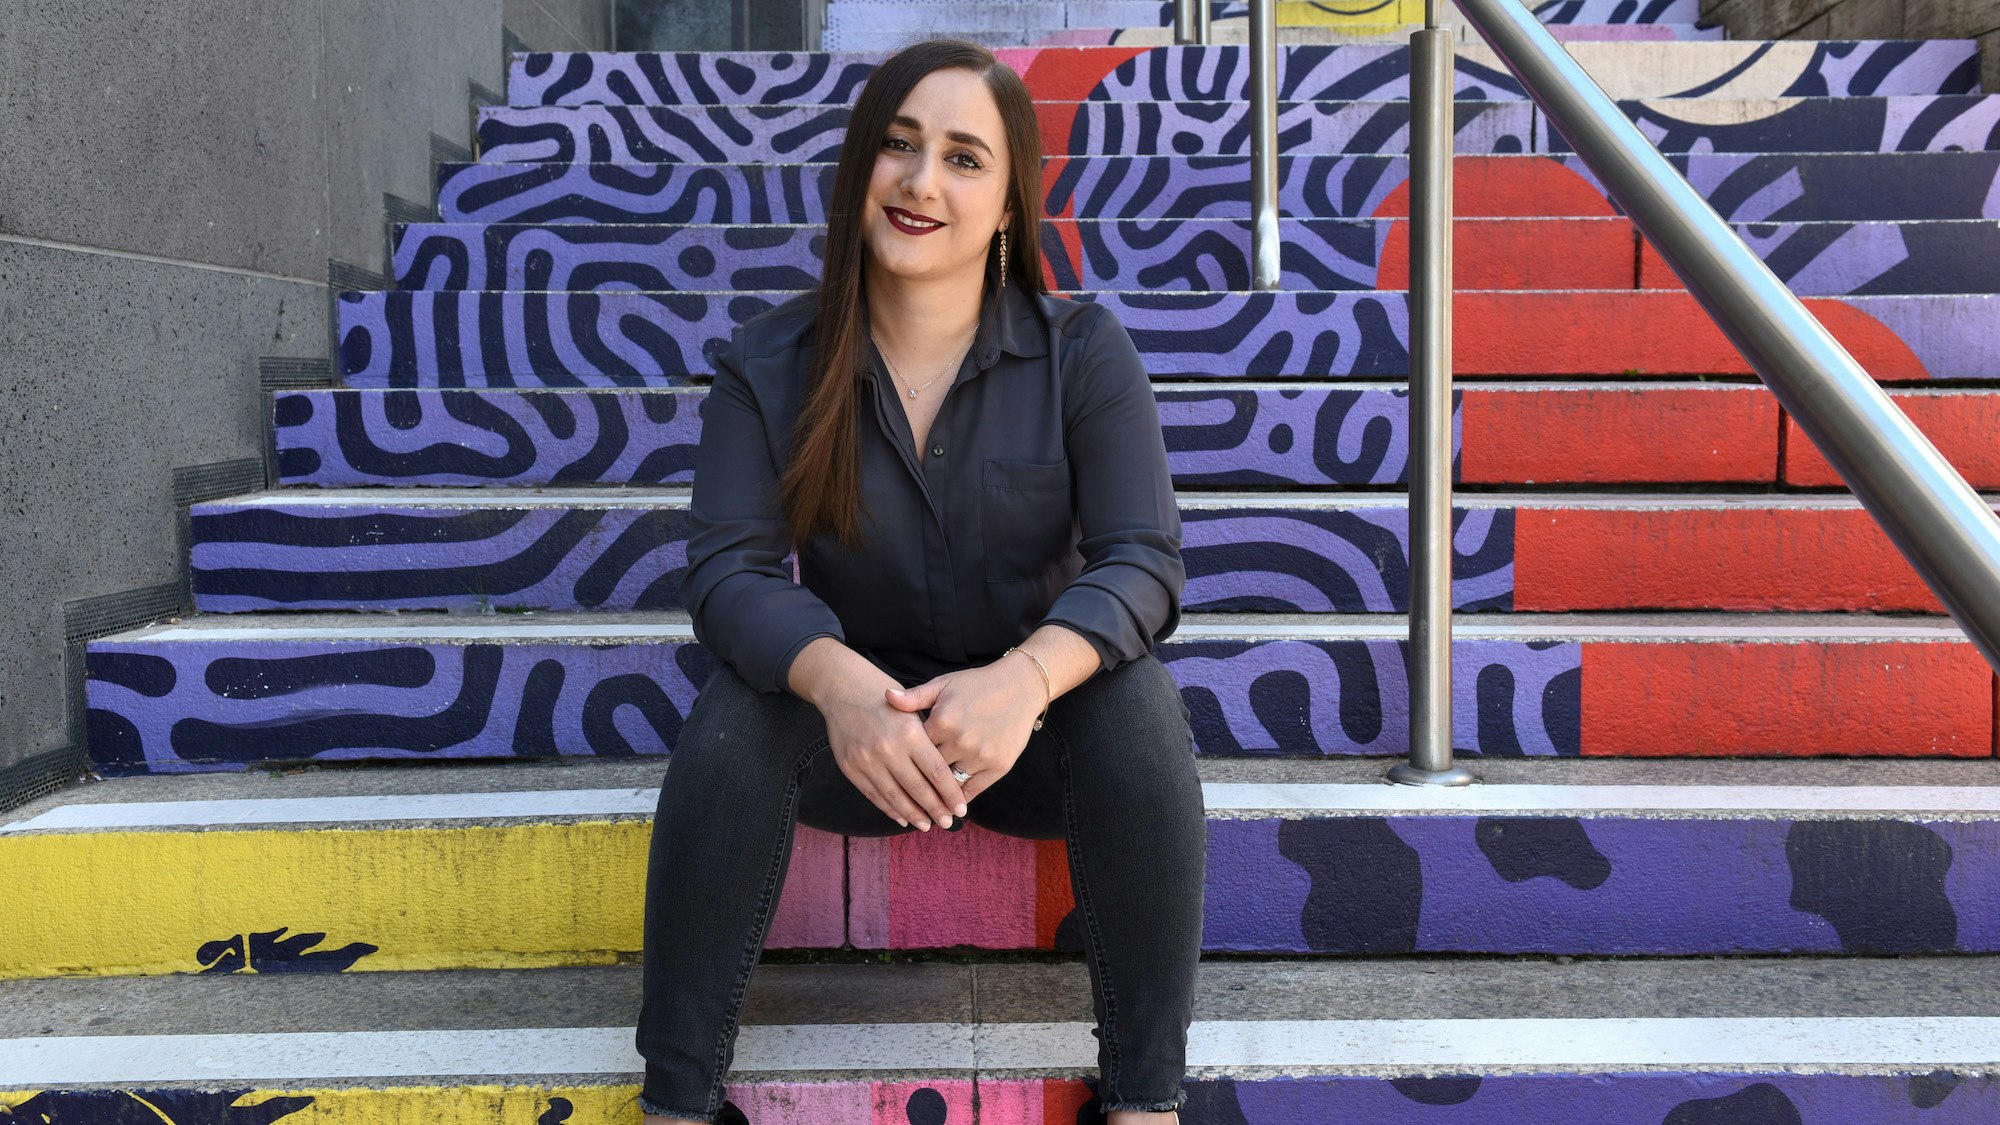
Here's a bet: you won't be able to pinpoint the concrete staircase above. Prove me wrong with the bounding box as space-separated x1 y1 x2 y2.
6 0 2000 1119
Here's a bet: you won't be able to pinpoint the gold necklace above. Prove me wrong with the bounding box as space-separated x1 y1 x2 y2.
874 328 976 399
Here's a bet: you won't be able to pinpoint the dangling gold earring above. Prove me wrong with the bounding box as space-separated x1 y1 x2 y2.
996 228 1008 287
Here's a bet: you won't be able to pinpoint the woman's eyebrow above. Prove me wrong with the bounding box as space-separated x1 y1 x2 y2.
889 114 994 158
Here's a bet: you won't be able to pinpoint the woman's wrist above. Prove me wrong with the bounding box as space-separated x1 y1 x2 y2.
789 636 896 710
1004 646 1052 727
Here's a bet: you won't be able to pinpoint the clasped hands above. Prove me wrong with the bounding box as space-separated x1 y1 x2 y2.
823 651 1047 832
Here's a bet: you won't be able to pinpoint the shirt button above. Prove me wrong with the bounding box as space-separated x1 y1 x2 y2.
930 444 945 458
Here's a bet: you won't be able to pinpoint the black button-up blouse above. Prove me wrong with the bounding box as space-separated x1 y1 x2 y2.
683 274 1185 694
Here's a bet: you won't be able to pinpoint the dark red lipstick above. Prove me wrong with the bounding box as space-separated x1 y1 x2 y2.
885 206 945 235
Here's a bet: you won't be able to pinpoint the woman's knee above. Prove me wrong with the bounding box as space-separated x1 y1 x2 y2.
1059 654 1192 753
670 661 825 777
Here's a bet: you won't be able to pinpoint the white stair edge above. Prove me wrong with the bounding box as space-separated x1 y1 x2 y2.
10 782 2000 834
8 1016 2000 1084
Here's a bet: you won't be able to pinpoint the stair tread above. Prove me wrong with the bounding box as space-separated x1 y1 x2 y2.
196 487 2000 509
6 960 2000 1086
91 608 1974 643
8 759 2000 835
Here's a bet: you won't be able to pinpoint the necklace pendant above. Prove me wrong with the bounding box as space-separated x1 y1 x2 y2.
907 388 918 398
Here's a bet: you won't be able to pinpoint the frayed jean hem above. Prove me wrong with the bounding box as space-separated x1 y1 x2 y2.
635 1092 714 1122
1098 1089 1189 1113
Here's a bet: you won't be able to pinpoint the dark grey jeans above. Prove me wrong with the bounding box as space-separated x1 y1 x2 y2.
634 651 1207 1122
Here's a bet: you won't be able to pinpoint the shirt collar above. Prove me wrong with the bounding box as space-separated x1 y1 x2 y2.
859 274 1049 381
973 273 1051 371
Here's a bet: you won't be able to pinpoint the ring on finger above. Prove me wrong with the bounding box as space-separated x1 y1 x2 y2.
949 764 972 784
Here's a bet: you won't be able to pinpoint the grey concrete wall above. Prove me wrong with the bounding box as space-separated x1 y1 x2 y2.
0 0 610 787
617 0 806 50
1701 0 2000 89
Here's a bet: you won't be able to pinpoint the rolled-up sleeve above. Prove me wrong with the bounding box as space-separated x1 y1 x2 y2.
1037 304 1185 671
682 330 845 694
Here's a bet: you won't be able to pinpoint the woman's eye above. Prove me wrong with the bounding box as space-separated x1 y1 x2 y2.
882 136 982 170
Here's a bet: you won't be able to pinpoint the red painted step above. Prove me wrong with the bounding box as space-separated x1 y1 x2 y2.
1784 391 2000 488
1513 500 2000 613
1460 384 1780 484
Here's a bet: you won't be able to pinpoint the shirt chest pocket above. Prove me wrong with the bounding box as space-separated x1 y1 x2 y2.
980 458 1075 583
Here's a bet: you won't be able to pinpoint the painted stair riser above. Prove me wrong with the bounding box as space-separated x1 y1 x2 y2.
335 290 1989 386
818 0 1713 36
473 96 2000 165
393 218 1638 294
474 101 1539 164
1786 394 2000 486
5 810 1997 979
391 218 2000 297
8 1071 1995 1124
847 22 1727 51
82 634 1994 774
274 385 1806 489
865 814 1999 954
1239 0 1703 19
187 501 2000 615
502 40 1973 107
436 152 2000 225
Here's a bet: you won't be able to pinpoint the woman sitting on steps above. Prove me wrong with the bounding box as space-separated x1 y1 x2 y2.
634 35 1205 1125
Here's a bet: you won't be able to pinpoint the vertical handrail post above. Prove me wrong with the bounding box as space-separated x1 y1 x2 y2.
1174 0 1197 44
1248 0 1280 290
1389 0 1476 787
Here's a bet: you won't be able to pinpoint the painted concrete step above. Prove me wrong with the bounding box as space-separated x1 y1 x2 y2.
82 611 1994 775
8 758 2000 976
504 41 1973 107
390 217 2000 296
821 0 1718 40
275 382 1820 489
831 21 1725 49
475 95 2000 164
475 99 1538 163
273 384 2000 492
184 489 2000 616
393 217 1641 293
830 0 1702 21
1783 389 2000 485
6 959 1998 1119
437 152 2000 225
335 289 1994 386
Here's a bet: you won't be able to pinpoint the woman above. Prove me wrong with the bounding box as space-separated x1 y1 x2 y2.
635 36 1206 1125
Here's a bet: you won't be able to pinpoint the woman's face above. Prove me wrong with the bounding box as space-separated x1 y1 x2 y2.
862 66 1013 287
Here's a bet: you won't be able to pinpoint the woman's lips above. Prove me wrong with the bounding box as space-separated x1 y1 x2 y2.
886 207 945 235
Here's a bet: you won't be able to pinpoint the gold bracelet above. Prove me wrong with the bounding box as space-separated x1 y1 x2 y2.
1005 645 1051 731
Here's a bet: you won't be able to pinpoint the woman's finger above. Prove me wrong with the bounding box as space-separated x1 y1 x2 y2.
905 734 970 816
886 754 957 828
841 750 930 830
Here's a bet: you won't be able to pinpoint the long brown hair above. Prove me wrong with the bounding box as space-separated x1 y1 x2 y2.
779 37 1047 549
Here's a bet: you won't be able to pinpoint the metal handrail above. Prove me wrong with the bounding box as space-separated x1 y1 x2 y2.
1389 0 2000 784
1389 2 1472 786
1248 0 1279 288
1174 0 1212 44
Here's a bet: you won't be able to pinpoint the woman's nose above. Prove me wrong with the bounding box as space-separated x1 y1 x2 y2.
901 154 941 198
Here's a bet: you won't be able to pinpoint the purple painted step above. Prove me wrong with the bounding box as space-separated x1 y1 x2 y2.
1207 810 1999 954
503 39 1973 107
186 492 1515 615
389 218 2000 296
436 152 2000 226
474 96 2000 167
273 385 1446 489
84 616 1584 774
473 101 1536 164
831 21 1727 50
333 289 2000 387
